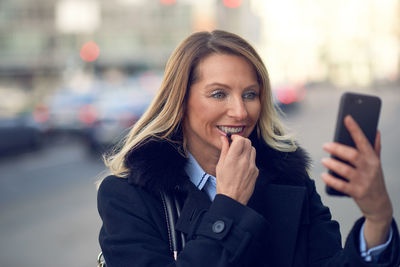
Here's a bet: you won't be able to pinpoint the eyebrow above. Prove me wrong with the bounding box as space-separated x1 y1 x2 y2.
205 82 259 90
205 82 228 89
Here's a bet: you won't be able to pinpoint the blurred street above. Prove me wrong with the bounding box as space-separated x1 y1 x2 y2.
0 86 398 267
0 136 106 267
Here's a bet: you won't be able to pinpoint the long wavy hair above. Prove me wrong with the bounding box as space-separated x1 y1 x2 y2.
104 30 296 177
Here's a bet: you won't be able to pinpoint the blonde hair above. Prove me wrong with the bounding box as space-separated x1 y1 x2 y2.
104 30 297 177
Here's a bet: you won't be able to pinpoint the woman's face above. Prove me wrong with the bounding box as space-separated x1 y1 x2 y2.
183 53 261 157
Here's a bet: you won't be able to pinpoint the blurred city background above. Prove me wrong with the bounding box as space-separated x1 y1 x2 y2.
0 0 399 266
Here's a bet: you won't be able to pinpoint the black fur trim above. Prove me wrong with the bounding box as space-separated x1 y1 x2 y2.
125 138 189 194
249 131 312 186
125 133 312 194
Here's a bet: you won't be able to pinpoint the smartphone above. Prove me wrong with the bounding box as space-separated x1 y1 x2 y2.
326 92 381 196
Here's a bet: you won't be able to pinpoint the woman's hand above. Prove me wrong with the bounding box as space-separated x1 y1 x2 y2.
216 135 259 205
321 115 393 249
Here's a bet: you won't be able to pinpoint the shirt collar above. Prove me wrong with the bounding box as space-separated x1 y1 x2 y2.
185 152 212 191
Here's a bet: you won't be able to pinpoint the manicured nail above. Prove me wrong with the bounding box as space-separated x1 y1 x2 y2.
320 173 329 181
321 158 329 164
345 115 354 123
323 143 332 150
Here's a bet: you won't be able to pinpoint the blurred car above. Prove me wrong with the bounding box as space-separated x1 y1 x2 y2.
0 114 43 155
41 89 97 135
84 84 153 154
272 82 306 109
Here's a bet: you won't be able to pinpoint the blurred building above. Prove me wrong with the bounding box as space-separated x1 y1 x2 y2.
0 0 201 114
252 0 400 88
0 0 399 110
0 0 194 77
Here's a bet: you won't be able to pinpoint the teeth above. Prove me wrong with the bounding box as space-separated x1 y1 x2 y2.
218 126 244 134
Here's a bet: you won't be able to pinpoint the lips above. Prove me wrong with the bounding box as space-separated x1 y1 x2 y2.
217 126 245 134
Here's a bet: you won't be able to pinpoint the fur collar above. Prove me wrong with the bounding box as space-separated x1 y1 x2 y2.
125 131 311 194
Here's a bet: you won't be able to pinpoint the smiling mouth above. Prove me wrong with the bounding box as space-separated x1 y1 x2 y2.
217 126 245 134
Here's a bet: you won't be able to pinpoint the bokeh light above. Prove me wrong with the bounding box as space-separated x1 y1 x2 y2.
33 104 49 123
222 0 242 8
160 0 176 5
80 41 100 62
78 104 98 125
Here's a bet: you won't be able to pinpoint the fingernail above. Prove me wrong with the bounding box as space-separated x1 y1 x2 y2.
321 158 329 164
323 143 332 150
320 173 328 181
345 115 354 122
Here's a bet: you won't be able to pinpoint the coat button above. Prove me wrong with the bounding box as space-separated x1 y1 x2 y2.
212 220 225 233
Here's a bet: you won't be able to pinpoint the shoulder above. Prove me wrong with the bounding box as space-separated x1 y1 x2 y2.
98 175 131 196
98 175 157 206
97 175 166 226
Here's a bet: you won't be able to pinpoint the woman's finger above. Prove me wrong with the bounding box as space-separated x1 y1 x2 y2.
228 135 249 157
250 146 256 163
218 135 230 162
321 157 356 181
374 130 381 159
344 115 374 154
323 142 359 165
250 147 259 177
321 172 351 195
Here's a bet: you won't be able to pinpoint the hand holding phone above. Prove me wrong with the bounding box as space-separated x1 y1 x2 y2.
325 92 381 196
322 92 394 250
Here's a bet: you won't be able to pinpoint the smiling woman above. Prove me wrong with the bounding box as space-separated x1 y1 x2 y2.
97 30 400 267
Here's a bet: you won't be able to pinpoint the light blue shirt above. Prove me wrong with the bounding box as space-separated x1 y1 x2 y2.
185 153 217 201
184 152 392 263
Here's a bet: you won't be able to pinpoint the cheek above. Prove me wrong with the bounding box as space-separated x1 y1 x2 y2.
196 112 219 133
186 99 218 131
249 101 261 123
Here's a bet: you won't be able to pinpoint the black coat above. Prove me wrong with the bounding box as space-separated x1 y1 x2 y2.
98 134 400 267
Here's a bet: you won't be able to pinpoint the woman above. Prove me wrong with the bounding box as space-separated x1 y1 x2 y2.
97 30 399 266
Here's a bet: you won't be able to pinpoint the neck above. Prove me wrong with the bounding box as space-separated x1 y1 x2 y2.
188 147 220 177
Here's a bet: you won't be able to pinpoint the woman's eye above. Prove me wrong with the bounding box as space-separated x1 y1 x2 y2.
211 90 226 99
243 91 258 100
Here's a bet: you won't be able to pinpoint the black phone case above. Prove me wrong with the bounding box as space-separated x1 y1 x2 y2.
326 92 381 196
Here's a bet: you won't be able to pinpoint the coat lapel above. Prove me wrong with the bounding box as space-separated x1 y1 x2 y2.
175 181 212 236
249 179 307 267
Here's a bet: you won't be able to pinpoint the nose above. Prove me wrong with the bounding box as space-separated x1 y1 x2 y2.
227 96 248 120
